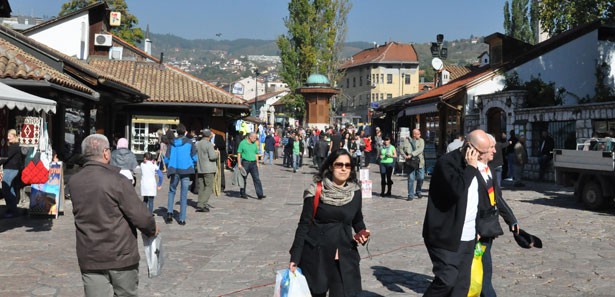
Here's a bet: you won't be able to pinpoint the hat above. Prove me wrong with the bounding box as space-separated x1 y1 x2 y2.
202 129 212 137
117 138 128 149
513 229 542 249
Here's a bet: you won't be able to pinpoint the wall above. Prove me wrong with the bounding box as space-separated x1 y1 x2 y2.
28 12 90 60
511 30 599 105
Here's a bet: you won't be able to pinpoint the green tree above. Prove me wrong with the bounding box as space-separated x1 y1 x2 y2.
59 0 144 45
276 0 351 119
503 0 536 44
538 0 615 36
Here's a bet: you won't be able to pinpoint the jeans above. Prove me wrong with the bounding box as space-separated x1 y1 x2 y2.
1 169 20 214
513 164 524 184
507 154 516 178
538 155 552 180
143 196 154 213
241 160 264 197
293 154 300 171
263 150 274 165
379 163 394 191
408 167 425 198
494 166 503 188
167 174 190 222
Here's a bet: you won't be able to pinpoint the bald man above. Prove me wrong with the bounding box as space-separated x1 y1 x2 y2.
422 129 488 297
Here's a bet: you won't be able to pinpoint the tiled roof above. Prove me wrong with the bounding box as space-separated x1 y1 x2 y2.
0 25 143 96
412 67 495 102
340 42 419 69
443 64 471 81
89 59 247 106
0 38 95 95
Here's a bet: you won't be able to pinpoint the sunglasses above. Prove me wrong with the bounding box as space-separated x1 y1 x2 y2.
332 162 352 169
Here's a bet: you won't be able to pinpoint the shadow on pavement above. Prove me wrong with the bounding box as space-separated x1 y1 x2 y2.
358 291 384 297
0 209 54 233
370 265 431 294
518 190 615 215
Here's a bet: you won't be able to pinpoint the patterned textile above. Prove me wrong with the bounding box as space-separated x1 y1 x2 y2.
19 116 41 147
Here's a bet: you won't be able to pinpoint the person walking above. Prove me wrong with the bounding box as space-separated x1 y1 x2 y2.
0 129 23 218
110 137 138 185
293 134 301 173
140 152 163 214
195 129 218 213
404 129 425 200
164 123 198 225
68 134 159 297
422 129 486 296
237 132 266 199
289 149 370 297
210 130 227 190
379 136 396 197
505 130 518 181
315 134 329 169
264 131 275 165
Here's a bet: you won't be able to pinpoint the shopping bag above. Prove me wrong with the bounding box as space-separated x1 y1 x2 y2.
468 242 486 297
142 233 164 278
273 268 312 297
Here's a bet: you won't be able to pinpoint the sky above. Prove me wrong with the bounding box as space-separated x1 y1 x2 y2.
10 0 509 43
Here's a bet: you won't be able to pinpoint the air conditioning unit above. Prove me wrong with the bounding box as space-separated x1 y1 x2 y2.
94 34 112 47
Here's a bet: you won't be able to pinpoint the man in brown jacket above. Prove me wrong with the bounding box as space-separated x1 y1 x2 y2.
69 134 159 297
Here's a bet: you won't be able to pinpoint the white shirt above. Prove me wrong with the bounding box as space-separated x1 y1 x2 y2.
140 161 159 197
461 165 482 242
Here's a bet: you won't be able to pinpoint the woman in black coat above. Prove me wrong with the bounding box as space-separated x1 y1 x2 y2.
0 129 24 218
289 149 371 297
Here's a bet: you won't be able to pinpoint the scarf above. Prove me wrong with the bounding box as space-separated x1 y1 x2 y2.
304 177 360 206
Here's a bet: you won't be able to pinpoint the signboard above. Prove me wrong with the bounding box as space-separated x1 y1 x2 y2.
231 82 244 95
360 169 371 198
110 12 122 27
29 162 63 218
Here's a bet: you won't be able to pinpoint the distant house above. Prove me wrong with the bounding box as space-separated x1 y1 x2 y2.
231 76 266 101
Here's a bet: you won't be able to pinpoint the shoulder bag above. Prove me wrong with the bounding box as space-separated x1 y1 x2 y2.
405 140 420 169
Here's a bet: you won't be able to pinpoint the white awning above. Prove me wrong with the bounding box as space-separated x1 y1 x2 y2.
0 82 56 113
397 102 438 118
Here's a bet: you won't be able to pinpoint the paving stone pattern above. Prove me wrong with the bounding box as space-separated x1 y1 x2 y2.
1 157 614 297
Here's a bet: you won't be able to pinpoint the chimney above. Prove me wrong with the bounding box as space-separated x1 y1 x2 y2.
144 24 152 55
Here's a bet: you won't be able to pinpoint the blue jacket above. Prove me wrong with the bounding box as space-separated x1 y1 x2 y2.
164 136 197 176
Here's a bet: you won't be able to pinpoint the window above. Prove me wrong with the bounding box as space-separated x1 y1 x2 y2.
405 75 411 84
375 74 379 84
380 93 384 100
372 74 376 84
346 78 349 88
387 93 393 99
359 76 363 86
380 74 384 83
387 74 393 84
353 77 356 87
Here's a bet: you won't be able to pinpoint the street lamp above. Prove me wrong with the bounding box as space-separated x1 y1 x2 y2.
253 68 260 117
430 34 448 87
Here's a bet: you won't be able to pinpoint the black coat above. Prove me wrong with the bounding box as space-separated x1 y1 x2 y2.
476 168 517 239
423 149 479 251
290 188 366 296
540 135 555 157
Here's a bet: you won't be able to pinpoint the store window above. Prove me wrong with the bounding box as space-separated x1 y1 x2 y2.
64 107 91 161
131 115 179 154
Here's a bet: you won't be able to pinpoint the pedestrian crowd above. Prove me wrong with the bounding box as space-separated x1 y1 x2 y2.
1 122 547 297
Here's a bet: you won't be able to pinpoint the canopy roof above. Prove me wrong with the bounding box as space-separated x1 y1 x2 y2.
0 82 56 113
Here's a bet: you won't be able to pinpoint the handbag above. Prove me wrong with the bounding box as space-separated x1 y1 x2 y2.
405 140 420 169
21 148 49 185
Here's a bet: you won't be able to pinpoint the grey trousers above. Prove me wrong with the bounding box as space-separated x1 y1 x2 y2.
81 264 139 297
197 173 216 208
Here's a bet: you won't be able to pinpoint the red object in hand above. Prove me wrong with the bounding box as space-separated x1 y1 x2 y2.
353 229 370 244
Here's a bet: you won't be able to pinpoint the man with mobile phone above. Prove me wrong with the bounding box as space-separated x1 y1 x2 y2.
422 129 487 296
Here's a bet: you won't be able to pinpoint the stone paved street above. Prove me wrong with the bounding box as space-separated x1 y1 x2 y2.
1 157 615 297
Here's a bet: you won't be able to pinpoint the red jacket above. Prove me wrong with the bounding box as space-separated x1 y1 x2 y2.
363 137 372 152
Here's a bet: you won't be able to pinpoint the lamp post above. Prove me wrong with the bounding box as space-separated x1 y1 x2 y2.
253 68 260 117
430 34 448 87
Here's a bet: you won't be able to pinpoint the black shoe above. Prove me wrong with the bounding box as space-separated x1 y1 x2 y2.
195 207 210 212
164 213 173 224
258 195 267 200
407 197 414 201
415 193 422 199
240 194 248 199
178 220 186 225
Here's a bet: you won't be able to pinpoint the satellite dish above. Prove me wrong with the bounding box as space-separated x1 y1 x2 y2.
431 58 443 71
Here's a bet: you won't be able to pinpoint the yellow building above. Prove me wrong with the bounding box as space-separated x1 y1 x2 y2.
337 42 419 123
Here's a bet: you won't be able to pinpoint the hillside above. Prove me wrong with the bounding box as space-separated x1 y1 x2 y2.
148 33 488 84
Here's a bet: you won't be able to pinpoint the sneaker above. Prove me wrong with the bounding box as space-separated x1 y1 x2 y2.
504 177 514 181
415 193 422 199
164 213 173 224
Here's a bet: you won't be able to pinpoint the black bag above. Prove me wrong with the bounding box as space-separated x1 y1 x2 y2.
406 156 420 169
189 173 199 195
476 208 504 238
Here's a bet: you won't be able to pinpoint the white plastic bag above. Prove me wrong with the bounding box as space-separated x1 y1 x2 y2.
273 268 311 297
142 233 164 278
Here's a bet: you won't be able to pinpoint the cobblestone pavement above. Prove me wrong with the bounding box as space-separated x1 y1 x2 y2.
1 157 614 297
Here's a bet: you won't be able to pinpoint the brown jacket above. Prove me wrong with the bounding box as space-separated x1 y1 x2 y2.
68 161 156 270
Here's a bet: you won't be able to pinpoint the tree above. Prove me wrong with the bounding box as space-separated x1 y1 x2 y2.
59 0 144 45
276 0 351 119
538 0 615 36
503 0 537 44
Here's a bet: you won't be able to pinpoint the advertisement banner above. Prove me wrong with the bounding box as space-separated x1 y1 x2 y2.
29 162 63 218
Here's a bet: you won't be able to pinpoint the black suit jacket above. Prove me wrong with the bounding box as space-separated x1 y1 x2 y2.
540 136 555 157
476 168 517 239
423 149 479 251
